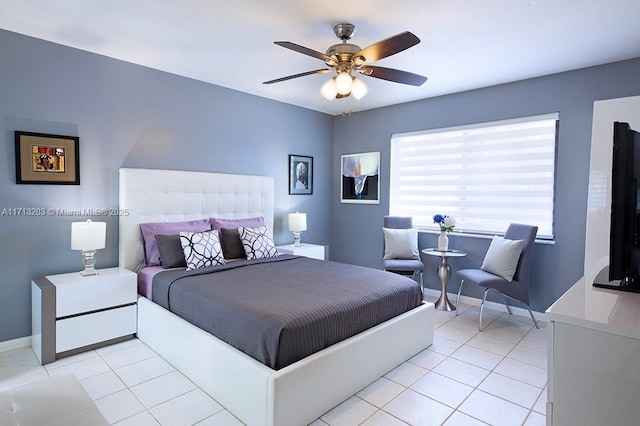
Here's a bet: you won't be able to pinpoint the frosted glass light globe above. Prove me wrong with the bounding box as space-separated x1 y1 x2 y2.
335 72 353 95
320 78 338 100
351 78 368 100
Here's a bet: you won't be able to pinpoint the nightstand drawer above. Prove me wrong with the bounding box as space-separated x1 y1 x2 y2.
56 305 137 353
49 268 137 317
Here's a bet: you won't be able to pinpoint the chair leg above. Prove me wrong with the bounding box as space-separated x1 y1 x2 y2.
455 280 465 316
524 303 540 329
491 290 540 330
479 288 489 331
493 290 539 329
498 291 513 315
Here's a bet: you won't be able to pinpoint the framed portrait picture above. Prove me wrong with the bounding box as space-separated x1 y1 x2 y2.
15 131 80 185
341 151 380 204
289 154 313 195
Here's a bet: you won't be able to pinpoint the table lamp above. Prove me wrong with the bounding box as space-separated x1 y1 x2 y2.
288 212 307 247
71 219 106 276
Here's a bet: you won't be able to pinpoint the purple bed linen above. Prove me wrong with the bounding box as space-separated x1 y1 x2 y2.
138 266 166 299
151 255 422 370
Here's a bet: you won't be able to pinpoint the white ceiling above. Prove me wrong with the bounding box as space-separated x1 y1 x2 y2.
2 0 640 116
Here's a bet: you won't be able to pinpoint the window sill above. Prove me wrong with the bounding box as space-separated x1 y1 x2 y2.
417 228 555 245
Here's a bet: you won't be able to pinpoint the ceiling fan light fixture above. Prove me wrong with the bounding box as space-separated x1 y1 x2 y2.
335 72 353 95
266 24 427 104
320 77 338 100
351 77 368 100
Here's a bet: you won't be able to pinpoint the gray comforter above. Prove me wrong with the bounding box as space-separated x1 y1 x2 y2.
152 255 422 370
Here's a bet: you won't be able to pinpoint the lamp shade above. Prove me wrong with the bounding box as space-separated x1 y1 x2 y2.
71 220 106 250
288 212 307 232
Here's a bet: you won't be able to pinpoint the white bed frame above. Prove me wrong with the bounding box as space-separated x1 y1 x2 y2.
119 168 434 426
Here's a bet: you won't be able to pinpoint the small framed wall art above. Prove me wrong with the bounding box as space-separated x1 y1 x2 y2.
15 131 80 185
289 154 313 195
341 151 380 204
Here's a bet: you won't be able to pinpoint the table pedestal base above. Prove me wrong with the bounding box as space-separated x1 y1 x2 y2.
434 293 456 311
435 257 456 311
422 248 467 312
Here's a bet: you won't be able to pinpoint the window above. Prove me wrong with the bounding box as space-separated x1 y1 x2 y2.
390 113 558 240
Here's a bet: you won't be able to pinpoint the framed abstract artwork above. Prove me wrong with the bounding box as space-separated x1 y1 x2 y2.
289 154 313 195
341 151 380 204
15 131 80 185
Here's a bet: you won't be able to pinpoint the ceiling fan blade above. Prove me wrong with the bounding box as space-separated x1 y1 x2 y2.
359 66 428 86
263 69 333 85
354 32 420 63
274 41 337 66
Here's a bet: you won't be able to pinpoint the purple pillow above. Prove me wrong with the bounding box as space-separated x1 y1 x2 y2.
140 219 211 266
210 216 265 230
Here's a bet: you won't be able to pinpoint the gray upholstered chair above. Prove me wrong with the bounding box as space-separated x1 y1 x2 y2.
382 216 424 293
454 223 538 331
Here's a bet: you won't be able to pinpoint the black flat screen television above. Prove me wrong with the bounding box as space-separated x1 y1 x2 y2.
594 121 640 293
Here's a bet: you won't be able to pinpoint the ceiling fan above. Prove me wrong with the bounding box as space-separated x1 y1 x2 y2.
263 23 428 100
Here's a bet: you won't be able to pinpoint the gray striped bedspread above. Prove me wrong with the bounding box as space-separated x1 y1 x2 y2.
152 255 422 370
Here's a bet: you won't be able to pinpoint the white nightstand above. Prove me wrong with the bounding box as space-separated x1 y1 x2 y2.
32 267 137 364
276 243 326 260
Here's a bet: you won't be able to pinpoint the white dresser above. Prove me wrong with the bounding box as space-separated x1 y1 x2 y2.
546 95 640 425
32 267 137 364
546 279 640 425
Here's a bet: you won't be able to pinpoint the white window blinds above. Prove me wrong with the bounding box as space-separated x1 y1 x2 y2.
390 113 558 240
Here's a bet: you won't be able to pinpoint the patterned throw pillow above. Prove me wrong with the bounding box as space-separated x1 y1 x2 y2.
179 230 225 271
238 226 278 260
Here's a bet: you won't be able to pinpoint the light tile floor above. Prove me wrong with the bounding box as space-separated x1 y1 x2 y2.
0 302 547 425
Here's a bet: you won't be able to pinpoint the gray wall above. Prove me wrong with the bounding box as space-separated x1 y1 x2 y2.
0 30 333 342
331 58 640 312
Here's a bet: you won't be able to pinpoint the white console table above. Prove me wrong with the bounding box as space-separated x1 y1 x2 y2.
546 278 640 425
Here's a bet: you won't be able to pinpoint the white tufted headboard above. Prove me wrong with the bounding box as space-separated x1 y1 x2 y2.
118 168 274 272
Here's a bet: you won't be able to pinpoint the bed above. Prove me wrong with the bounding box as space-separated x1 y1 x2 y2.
118 167 434 426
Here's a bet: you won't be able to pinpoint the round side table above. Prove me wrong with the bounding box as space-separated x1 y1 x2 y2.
422 248 468 311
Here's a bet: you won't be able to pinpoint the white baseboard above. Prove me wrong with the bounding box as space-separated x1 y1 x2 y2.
423 289 547 323
0 336 32 353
